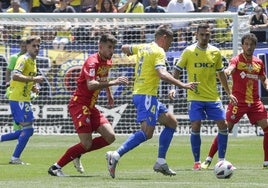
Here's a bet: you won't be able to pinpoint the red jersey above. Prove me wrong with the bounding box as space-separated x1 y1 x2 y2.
72 53 112 108
230 53 266 104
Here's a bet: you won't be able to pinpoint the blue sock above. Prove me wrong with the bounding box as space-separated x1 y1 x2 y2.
158 127 175 158
13 128 34 158
1 130 22 142
218 129 228 159
190 130 201 162
117 130 147 157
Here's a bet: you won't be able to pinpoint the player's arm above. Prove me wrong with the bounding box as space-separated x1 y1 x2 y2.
260 75 268 91
224 65 235 76
217 70 237 105
87 77 129 91
12 71 44 83
157 67 198 91
105 87 114 107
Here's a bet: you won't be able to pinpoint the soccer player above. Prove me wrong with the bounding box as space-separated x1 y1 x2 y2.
48 33 129 177
106 25 198 178
0 35 44 164
201 33 268 169
5 38 27 131
169 23 235 170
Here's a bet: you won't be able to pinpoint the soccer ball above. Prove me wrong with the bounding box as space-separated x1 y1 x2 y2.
214 160 234 179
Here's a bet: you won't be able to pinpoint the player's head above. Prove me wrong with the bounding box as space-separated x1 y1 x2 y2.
241 33 257 58
98 33 117 60
196 22 211 48
19 39 27 54
26 35 41 59
155 25 173 52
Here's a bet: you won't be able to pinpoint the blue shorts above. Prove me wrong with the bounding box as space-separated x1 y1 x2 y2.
9 101 34 124
188 101 225 121
133 95 168 126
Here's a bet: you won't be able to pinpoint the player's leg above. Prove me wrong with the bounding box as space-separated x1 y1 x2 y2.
8 101 34 165
154 109 177 176
106 95 156 178
247 101 268 168
188 101 205 170
48 102 92 176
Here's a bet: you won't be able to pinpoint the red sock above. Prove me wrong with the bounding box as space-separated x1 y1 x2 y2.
57 137 109 167
208 135 218 159
88 136 109 152
57 143 87 168
263 127 268 161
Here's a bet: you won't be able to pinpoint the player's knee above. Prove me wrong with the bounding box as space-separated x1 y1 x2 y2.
106 134 116 144
22 127 34 138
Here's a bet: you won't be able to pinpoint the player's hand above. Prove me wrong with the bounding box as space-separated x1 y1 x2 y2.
168 89 176 100
184 82 199 90
33 76 45 83
5 82 10 89
115 76 129 85
229 94 238 106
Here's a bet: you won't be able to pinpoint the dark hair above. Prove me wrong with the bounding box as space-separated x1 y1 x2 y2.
99 33 117 45
241 33 258 45
155 25 173 39
197 22 210 32
26 35 41 44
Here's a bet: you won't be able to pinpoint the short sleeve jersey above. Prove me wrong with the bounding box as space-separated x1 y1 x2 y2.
229 53 265 104
9 54 37 102
131 42 166 96
175 43 224 101
73 53 112 109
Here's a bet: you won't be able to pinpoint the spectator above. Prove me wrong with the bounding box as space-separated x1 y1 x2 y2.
39 0 57 12
238 0 258 15
99 0 118 12
52 22 73 50
249 5 268 29
166 0 194 13
225 0 244 12
20 0 30 12
158 0 169 7
53 0 76 12
29 0 40 12
81 0 97 12
144 0 166 12
249 5 268 42
69 0 82 12
213 1 232 45
0 0 11 12
118 0 144 13
199 4 211 12
6 0 27 13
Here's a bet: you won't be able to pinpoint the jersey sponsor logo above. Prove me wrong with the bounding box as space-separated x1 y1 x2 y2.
194 62 215 68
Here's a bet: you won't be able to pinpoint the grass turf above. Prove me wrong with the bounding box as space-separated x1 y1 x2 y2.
0 135 267 188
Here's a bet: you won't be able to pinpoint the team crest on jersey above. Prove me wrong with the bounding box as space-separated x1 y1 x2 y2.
231 114 236 120
89 68 95 77
97 66 109 76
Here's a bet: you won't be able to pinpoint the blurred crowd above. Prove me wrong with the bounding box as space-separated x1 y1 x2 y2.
0 0 267 15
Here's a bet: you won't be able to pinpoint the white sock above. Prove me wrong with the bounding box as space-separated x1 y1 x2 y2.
206 157 212 161
113 151 120 161
156 158 166 165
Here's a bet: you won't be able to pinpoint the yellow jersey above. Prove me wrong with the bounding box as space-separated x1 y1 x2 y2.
175 43 224 101
131 42 166 96
9 53 37 102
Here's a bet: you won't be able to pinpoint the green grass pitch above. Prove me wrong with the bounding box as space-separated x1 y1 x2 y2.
0 135 267 188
